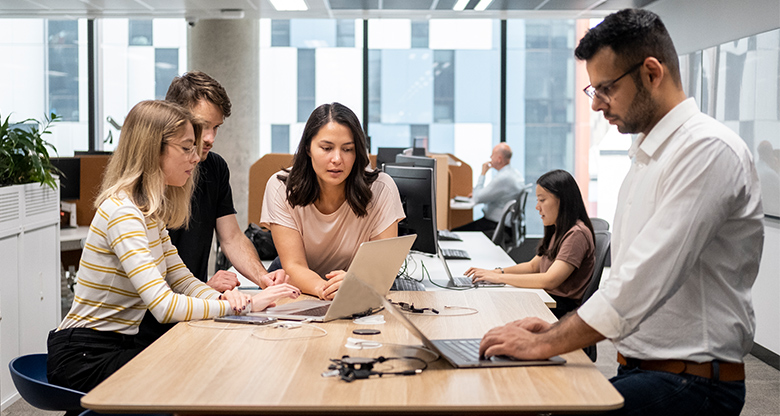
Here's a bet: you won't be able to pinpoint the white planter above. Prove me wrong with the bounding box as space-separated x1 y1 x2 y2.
0 182 61 410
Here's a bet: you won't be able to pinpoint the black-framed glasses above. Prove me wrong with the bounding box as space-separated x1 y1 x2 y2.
583 61 644 104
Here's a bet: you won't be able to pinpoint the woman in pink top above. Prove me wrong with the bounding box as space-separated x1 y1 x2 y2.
261 103 405 300
465 169 595 318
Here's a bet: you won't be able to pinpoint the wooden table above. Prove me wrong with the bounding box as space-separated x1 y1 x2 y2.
82 291 622 415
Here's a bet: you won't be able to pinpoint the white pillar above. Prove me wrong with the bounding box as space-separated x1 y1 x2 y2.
189 19 259 228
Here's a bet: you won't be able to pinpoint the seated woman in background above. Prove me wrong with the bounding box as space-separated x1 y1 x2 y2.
47 100 300 392
261 102 405 300
465 169 595 318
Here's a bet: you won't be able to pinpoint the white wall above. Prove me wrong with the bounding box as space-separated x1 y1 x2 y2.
647 0 780 55
649 0 780 356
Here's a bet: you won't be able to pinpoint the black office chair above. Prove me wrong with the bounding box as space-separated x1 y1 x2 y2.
491 184 531 253
582 230 611 362
590 217 609 231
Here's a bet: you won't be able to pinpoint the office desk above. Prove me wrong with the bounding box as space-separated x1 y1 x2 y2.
82 291 622 415
411 231 556 307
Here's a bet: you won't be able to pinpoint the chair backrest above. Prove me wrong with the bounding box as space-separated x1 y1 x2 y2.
590 217 610 231
491 199 517 248
582 230 611 303
491 183 533 253
9 354 86 412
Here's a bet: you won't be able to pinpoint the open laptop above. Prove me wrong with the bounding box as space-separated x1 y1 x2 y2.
437 246 505 288
251 235 416 322
379 295 565 368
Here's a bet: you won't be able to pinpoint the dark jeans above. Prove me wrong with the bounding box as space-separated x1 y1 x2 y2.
548 293 581 319
134 310 177 349
602 365 746 416
47 328 143 392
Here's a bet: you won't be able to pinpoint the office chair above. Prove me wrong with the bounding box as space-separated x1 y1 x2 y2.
491 184 532 253
590 217 610 231
581 230 611 362
8 353 86 415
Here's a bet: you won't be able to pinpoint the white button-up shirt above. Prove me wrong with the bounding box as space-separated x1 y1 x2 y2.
473 165 525 223
578 98 764 363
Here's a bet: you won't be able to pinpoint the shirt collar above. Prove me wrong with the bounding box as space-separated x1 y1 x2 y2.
628 97 699 160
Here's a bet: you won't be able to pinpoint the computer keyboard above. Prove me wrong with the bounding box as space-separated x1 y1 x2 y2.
441 339 480 361
437 229 462 241
390 278 426 291
291 304 330 316
441 248 471 260
451 276 506 288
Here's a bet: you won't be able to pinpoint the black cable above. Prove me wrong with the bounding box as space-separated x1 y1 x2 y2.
327 355 428 382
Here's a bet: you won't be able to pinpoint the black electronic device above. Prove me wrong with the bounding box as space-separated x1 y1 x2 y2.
50 157 80 201
384 165 438 255
376 147 407 170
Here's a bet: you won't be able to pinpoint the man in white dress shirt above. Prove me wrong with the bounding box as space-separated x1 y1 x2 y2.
453 142 524 237
479 9 763 416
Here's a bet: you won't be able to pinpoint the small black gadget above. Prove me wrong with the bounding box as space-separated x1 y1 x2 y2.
353 329 381 335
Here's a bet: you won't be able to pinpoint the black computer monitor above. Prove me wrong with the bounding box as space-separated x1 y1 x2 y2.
50 157 80 200
394 154 435 169
376 147 407 170
384 165 438 255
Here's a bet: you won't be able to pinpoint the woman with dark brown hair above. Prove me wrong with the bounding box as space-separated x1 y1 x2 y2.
261 102 405 300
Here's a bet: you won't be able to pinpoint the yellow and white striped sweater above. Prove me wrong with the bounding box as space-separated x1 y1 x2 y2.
58 195 232 334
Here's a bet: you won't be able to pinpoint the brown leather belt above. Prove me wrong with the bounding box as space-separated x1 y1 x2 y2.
617 352 745 381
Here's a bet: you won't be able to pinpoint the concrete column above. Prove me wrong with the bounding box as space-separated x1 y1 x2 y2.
189 19 259 228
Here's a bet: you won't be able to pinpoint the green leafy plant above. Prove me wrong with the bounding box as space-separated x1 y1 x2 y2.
0 112 61 190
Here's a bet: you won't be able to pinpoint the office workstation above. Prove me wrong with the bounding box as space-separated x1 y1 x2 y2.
2 0 779 415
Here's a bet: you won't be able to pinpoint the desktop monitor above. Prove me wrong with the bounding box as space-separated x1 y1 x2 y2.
384 165 438 255
50 157 80 201
394 154 435 170
376 147 407 170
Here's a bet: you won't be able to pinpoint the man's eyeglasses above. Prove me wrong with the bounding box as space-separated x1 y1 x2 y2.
583 61 644 104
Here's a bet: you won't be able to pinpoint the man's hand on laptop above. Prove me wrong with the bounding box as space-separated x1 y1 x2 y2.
251 284 301 311
319 270 346 300
258 269 290 289
479 317 553 360
207 270 241 292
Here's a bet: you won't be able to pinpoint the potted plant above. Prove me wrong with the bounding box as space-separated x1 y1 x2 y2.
0 112 61 189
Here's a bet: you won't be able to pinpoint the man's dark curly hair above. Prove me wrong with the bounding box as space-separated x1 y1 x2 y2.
574 8 681 86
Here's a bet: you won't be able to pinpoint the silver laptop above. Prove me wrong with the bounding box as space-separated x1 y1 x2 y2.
380 295 566 368
437 245 505 288
252 235 416 322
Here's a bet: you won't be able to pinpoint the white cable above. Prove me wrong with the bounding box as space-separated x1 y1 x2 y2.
251 321 328 341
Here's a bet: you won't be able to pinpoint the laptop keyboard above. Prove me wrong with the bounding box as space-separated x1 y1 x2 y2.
451 276 506 288
390 278 426 291
441 248 471 260
441 339 480 362
290 304 330 316
437 230 462 241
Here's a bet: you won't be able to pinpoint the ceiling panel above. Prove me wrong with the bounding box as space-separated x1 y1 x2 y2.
0 0 660 19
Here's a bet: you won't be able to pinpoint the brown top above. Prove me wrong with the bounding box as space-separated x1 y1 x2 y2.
540 220 595 300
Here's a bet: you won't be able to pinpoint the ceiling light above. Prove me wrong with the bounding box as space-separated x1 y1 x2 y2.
474 0 493 11
453 0 469 11
269 0 308 11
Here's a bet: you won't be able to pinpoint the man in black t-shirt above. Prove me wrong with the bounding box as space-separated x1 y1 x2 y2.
135 71 290 347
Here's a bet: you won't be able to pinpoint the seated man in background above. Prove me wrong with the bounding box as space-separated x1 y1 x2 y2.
454 142 524 237
135 71 290 348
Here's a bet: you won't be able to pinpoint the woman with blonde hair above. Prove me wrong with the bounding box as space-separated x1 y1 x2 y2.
47 100 300 392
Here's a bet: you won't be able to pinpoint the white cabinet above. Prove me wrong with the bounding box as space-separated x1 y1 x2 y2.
0 182 61 410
